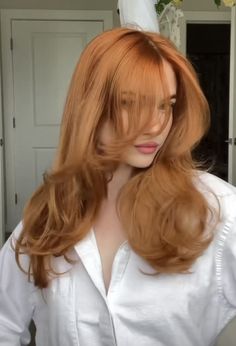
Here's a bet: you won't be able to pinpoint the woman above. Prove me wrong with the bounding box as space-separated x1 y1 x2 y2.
0 27 236 346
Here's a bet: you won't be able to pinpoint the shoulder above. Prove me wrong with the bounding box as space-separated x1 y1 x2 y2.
10 221 24 243
193 170 236 220
0 221 29 272
192 172 236 309
194 170 236 197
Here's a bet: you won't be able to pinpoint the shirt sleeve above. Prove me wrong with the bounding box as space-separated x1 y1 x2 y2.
221 217 236 309
0 222 35 346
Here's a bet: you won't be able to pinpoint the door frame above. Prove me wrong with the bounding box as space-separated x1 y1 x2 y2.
179 11 234 184
179 11 231 55
229 7 236 185
0 9 113 246
0 57 4 247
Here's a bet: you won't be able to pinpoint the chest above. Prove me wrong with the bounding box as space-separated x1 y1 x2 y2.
35 240 220 346
93 205 128 294
93 227 127 294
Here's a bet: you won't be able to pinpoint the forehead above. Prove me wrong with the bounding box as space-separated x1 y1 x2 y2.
121 60 177 100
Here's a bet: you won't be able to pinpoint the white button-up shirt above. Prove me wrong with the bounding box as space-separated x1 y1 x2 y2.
1 172 236 346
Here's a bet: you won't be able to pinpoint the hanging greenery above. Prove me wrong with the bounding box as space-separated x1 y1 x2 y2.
220 0 236 7
155 0 236 15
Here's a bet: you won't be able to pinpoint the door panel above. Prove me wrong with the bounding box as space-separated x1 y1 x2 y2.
8 19 104 230
32 31 87 125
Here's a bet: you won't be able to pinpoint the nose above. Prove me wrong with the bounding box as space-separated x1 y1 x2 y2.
143 112 168 136
143 123 160 137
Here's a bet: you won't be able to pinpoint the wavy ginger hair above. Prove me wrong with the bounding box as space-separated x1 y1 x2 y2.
14 27 218 288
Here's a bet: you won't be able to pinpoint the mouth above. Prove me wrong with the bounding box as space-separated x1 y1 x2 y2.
135 142 158 148
134 142 159 154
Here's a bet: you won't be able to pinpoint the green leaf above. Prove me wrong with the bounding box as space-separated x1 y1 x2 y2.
155 0 184 15
155 2 165 15
155 0 172 15
161 0 173 5
214 0 221 7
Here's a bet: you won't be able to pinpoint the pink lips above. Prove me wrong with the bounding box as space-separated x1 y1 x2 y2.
135 142 159 154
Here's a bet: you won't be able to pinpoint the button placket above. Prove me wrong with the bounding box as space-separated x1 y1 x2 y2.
99 309 118 346
107 245 130 298
74 231 107 300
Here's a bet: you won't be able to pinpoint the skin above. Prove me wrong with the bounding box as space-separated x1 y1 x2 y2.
93 60 177 292
99 59 177 201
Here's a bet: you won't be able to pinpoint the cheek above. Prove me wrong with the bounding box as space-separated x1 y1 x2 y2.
98 122 113 145
121 109 129 132
161 115 173 139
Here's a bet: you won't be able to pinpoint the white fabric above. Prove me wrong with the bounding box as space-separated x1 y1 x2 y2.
117 1 184 50
1 171 236 346
118 0 160 33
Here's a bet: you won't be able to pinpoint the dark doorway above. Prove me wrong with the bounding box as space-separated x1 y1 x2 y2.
187 23 230 181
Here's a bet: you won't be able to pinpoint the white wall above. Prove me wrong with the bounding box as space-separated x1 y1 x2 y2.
0 0 115 9
181 0 231 11
0 0 231 10
0 0 120 25
0 0 230 27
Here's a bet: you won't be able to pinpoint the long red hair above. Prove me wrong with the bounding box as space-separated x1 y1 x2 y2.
14 27 219 288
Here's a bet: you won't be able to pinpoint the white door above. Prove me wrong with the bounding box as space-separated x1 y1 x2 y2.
7 19 104 232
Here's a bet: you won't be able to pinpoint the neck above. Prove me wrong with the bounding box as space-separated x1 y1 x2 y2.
106 164 133 202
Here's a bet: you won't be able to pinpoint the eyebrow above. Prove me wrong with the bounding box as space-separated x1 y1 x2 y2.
122 91 177 99
160 94 177 102
121 91 177 104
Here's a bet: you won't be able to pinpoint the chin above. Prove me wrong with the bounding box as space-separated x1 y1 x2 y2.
136 163 153 169
129 159 155 169
123 152 156 169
